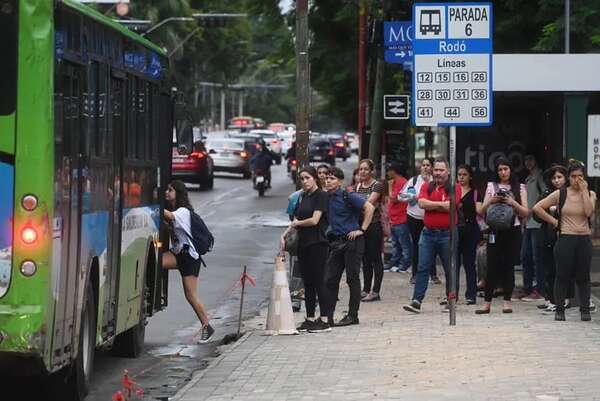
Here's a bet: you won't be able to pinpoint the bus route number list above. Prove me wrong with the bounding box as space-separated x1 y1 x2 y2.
412 3 493 127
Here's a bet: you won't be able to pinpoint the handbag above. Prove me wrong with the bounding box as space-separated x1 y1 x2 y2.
284 227 299 255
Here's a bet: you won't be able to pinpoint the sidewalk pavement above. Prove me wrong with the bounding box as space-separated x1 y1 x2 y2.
173 269 600 401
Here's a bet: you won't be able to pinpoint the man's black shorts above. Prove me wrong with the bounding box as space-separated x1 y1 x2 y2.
175 249 201 277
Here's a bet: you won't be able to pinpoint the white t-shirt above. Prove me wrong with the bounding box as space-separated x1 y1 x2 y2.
170 207 199 259
485 182 527 227
400 175 428 220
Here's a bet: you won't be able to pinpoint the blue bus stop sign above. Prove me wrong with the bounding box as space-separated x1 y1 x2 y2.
383 21 413 64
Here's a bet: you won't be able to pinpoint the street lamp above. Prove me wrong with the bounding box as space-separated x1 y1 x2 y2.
142 13 248 36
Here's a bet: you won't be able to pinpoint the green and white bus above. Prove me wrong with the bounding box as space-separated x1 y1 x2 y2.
0 1 180 399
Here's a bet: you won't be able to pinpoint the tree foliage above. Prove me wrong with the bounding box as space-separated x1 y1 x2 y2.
111 0 295 125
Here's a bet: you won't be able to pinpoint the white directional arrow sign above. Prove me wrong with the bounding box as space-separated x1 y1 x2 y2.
384 95 410 120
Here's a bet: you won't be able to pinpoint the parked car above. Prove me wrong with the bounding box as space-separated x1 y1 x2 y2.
171 141 214 190
323 133 351 161
249 129 282 164
205 138 252 179
309 138 336 166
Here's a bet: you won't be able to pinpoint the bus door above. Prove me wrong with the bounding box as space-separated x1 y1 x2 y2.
53 62 83 361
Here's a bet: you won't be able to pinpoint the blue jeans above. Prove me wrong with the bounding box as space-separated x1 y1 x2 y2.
521 228 544 294
389 223 412 269
412 228 450 303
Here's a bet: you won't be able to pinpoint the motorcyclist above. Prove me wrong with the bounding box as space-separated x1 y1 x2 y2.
250 140 274 188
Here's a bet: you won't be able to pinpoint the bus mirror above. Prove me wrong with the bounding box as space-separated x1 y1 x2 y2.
175 119 194 155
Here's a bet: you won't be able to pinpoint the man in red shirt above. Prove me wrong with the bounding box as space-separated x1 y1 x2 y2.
403 159 455 313
386 163 412 273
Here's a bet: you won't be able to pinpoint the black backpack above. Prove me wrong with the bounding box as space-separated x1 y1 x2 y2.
184 209 214 264
485 182 515 232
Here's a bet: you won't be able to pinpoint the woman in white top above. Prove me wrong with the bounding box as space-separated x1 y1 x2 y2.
399 157 437 283
476 158 528 315
162 180 214 343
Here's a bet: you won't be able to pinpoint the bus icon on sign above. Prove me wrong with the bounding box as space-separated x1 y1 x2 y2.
420 10 442 35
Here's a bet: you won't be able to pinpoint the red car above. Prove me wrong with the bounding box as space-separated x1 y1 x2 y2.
171 141 215 190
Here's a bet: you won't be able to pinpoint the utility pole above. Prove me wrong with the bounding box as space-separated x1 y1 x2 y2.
296 0 310 181
220 89 226 130
238 92 244 116
358 0 367 158
368 38 384 163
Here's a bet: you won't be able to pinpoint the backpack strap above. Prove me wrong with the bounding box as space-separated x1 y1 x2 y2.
492 181 500 196
412 176 418 186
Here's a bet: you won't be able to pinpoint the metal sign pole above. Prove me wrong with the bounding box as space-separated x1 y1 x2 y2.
449 125 457 326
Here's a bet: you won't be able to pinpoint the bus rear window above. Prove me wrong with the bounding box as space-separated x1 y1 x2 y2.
0 0 18 116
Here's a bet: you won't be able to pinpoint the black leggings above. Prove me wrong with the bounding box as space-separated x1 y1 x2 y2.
298 242 330 318
540 245 556 304
362 222 384 294
554 235 592 312
484 227 521 302
408 215 436 278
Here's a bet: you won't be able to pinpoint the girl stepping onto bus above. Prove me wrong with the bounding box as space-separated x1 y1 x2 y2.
162 180 214 343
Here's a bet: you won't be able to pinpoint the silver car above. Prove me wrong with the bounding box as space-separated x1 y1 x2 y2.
206 138 252 179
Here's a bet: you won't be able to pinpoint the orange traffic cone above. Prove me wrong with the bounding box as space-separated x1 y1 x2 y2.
265 255 298 335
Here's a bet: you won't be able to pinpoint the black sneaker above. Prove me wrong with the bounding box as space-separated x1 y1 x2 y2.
198 324 215 343
439 298 448 305
308 318 332 333
297 319 316 332
403 300 421 314
555 310 566 321
581 310 592 322
335 314 359 327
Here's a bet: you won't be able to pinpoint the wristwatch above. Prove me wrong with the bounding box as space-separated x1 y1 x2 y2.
359 228 365 233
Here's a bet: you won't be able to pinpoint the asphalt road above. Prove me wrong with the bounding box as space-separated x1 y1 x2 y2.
6 155 357 401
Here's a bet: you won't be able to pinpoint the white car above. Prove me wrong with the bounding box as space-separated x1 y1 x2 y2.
249 129 283 164
277 130 295 154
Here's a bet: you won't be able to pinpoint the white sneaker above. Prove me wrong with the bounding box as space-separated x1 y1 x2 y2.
590 300 596 312
542 303 556 315
390 266 401 272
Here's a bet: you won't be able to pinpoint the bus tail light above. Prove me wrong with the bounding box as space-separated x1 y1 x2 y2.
20 261 37 277
22 194 38 211
21 226 38 245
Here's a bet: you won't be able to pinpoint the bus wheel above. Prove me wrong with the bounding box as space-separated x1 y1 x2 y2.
55 284 96 401
111 286 147 358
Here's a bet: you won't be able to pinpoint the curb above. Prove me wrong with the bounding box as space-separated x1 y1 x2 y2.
170 331 254 401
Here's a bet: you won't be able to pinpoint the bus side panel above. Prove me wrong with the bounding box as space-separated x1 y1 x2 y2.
1 0 55 371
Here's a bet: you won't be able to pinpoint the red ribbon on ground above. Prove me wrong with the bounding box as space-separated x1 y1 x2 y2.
239 271 257 288
112 370 144 401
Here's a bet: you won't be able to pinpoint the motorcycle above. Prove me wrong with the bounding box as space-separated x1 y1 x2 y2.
288 159 297 183
253 169 268 197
